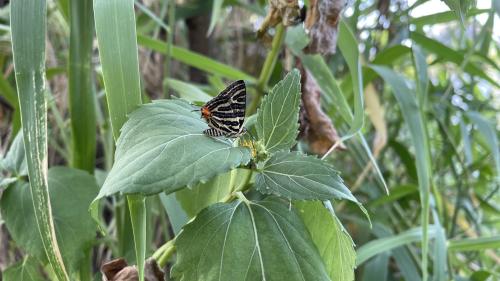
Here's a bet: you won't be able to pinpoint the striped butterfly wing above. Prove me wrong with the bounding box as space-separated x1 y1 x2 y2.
203 80 246 137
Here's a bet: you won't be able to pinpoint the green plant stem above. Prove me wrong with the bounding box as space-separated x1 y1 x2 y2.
248 24 286 115
163 0 176 98
154 239 176 267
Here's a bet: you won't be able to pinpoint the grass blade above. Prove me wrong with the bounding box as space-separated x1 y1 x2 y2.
466 112 500 183
338 19 364 139
94 0 142 139
69 0 96 173
370 65 432 281
10 0 69 280
448 236 500 251
94 0 145 279
356 226 438 266
411 32 499 88
165 78 211 102
207 0 223 35
137 35 256 82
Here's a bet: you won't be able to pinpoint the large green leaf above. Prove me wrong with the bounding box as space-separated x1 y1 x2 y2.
255 151 357 202
296 201 356 281
10 0 69 279
3 257 45 281
96 99 251 198
256 70 301 153
0 167 99 273
171 198 330 281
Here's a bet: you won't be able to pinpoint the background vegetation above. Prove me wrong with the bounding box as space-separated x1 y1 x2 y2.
0 0 499 280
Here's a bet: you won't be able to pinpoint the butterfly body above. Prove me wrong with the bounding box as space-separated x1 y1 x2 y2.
200 80 246 138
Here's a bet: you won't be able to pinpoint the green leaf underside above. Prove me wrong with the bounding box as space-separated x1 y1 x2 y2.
296 201 356 281
0 167 99 273
171 198 330 281
96 99 251 198
176 169 251 218
2 131 27 177
256 151 358 202
256 69 301 153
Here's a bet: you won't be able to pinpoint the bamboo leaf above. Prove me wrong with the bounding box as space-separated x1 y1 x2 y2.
409 9 488 28
338 19 364 138
361 252 389 281
448 236 500 251
356 226 438 266
256 70 301 153
208 0 224 35
411 32 499 87
138 35 256 82
94 0 142 139
466 112 500 182
94 0 145 278
166 78 211 103
69 0 96 172
441 0 476 27
10 0 69 279
171 198 330 281
370 65 432 281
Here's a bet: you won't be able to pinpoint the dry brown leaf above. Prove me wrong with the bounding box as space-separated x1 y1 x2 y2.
364 83 387 157
303 0 346 55
257 0 301 40
101 258 165 281
298 61 346 155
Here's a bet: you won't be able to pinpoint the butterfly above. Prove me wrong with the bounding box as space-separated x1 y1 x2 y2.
200 80 247 138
